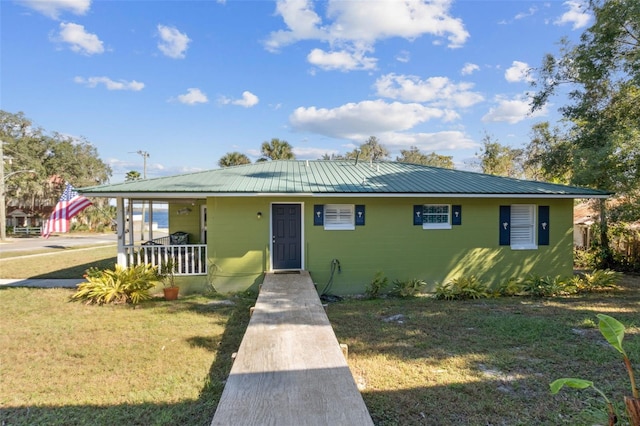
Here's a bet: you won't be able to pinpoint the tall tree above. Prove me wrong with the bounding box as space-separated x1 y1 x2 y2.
531 0 640 264
218 152 251 168
396 146 454 169
476 133 523 177
0 110 111 209
345 136 389 162
260 138 295 160
523 122 573 183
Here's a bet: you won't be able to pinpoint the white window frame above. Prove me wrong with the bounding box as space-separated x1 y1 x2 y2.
422 204 451 229
324 204 355 230
511 204 537 250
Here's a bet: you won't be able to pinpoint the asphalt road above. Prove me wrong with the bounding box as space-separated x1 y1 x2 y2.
0 233 118 253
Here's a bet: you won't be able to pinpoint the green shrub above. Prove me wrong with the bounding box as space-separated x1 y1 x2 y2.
435 276 488 300
521 274 571 297
390 278 426 298
71 264 161 305
577 269 622 292
492 277 523 297
365 271 389 299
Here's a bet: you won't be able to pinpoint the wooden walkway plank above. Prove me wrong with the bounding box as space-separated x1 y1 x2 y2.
211 271 373 426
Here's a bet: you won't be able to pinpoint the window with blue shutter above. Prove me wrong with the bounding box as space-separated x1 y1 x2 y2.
538 206 550 245
501 204 538 249
511 205 536 248
355 205 365 226
324 204 355 230
313 205 324 226
413 204 453 229
499 205 511 246
452 205 462 225
413 205 423 225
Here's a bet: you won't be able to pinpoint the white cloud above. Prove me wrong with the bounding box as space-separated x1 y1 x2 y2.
482 93 547 124
324 0 469 48
379 130 478 151
307 48 376 71
461 63 479 76
555 1 592 30
374 73 484 108
293 146 340 159
504 61 532 83
289 99 457 140
53 22 104 55
264 0 327 52
74 76 144 91
157 25 191 59
219 91 259 108
395 50 410 63
265 0 469 71
17 0 91 19
514 6 538 20
175 88 208 105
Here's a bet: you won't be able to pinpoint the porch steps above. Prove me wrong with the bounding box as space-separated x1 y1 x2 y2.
211 271 373 426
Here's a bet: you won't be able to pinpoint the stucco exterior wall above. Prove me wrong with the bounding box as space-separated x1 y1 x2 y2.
204 196 574 294
169 202 205 244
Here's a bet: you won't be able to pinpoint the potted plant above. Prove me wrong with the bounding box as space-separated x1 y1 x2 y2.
160 257 179 300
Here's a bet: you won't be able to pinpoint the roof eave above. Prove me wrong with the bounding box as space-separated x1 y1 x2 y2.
79 191 611 199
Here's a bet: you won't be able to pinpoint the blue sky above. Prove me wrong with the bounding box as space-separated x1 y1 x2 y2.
2 0 592 182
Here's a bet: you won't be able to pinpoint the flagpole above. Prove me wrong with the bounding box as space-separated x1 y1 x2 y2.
0 140 5 241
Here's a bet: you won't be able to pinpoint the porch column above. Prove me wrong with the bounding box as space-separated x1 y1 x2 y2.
116 197 127 267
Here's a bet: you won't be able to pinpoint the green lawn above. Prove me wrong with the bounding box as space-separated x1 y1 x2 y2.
0 288 254 426
0 245 638 425
0 245 117 279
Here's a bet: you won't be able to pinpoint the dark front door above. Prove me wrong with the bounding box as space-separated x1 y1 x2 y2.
272 204 302 270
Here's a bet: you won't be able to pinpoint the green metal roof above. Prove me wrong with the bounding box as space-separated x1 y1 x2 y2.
79 160 611 199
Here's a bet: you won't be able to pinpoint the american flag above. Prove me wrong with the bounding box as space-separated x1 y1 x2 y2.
41 183 92 238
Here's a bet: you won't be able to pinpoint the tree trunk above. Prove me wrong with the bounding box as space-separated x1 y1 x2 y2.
597 198 614 268
625 396 640 426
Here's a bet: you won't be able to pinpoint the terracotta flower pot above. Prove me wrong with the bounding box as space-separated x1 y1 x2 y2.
163 286 179 301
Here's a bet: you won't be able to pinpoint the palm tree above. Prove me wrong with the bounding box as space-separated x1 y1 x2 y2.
125 170 141 182
260 138 295 160
218 152 251 168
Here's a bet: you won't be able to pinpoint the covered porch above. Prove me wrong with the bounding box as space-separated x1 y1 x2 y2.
113 197 208 277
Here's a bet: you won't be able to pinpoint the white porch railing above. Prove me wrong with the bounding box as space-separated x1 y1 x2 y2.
124 244 207 275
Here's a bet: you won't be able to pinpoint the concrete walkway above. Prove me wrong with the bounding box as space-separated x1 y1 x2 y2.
0 278 83 288
211 271 373 425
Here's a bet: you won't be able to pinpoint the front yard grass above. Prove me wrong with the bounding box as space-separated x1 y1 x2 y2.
0 246 117 278
329 275 640 425
0 289 254 426
0 263 638 425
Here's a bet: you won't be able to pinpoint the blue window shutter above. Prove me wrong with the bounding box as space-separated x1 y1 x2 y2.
452 205 462 225
313 205 324 226
413 205 423 225
538 206 550 245
499 205 511 246
355 205 365 226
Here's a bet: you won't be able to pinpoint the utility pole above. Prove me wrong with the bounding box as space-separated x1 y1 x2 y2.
134 150 149 241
